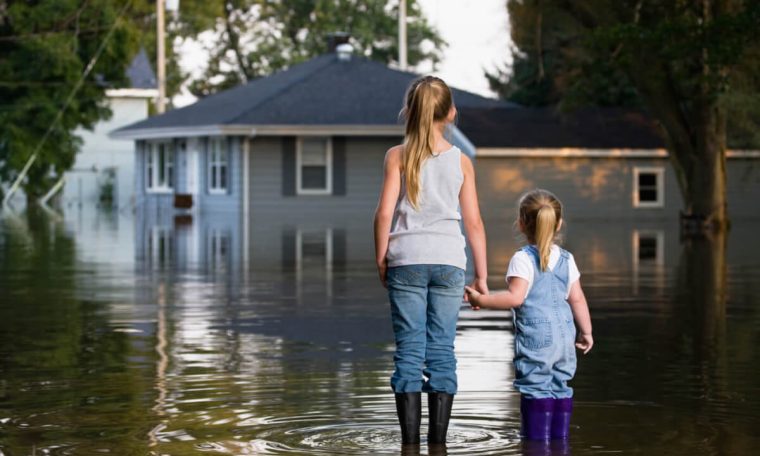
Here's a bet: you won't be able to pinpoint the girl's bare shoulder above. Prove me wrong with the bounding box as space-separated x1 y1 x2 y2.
385 144 405 164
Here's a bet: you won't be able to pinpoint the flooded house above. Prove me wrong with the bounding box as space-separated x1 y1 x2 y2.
110 43 508 273
459 106 760 221
457 106 760 279
62 49 158 209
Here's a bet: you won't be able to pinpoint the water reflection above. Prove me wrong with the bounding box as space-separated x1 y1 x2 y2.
0 206 759 454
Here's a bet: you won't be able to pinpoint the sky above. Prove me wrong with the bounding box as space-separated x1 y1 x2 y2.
174 0 512 106
416 0 512 98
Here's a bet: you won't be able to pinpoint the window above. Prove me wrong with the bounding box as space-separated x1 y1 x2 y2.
208 228 230 272
296 230 333 270
294 228 334 298
297 137 332 194
632 229 666 295
633 167 664 208
146 141 174 192
208 138 228 194
146 227 173 269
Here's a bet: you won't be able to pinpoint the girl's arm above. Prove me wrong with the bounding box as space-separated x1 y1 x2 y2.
373 146 402 287
465 277 528 310
568 280 593 354
459 154 488 297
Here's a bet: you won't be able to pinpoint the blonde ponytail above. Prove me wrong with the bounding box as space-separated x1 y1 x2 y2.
535 205 557 271
518 189 563 272
400 76 453 209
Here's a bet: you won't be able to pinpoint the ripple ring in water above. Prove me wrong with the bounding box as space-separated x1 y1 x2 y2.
204 420 519 455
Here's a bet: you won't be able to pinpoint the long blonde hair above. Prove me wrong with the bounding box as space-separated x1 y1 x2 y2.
399 76 453 209
518 189 563 272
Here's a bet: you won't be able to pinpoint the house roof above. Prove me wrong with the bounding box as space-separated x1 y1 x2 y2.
125 48 157 90
457 106 666 149
113 52 510 136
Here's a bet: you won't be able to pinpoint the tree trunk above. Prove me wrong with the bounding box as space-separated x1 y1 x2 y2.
674 102 729 233
678 229 727 343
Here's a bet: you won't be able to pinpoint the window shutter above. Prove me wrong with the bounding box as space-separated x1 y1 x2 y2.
202 137 209 195
281 228 296 271
227 136 233 195
282 137 296 196
332 136 346 196
332 229 346 272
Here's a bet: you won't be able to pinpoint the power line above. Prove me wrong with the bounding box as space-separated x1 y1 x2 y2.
2 0 135 207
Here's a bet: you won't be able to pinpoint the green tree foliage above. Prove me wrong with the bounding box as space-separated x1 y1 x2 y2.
490 0 760 227
0 0 151 201
174 0 444 97
487 1 640 107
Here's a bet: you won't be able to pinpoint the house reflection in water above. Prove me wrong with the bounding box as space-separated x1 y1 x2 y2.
135 208 242 276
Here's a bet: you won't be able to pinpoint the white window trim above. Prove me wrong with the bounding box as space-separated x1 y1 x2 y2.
208 228 230 271
633 166 665 208
147 226 173 268
207 137 228 195
296 136 333 195
145 140 174 194
631 229 666 295
295 228 334 298
632 229 665 267
295 229 334 272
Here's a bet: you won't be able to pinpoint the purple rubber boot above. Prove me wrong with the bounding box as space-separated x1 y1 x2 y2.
551 398 573 439
520 396 554 440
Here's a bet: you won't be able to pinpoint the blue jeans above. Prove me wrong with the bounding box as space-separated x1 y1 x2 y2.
387 264 465 394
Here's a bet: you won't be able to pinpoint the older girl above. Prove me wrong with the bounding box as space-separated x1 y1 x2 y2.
374 76 488 445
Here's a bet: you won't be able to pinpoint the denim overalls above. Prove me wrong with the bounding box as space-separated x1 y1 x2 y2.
513 245 577 399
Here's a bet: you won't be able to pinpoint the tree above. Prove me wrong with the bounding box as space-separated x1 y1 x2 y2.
491 0 760 230
0 0 151 202
487 1 640 107
176 0 444 97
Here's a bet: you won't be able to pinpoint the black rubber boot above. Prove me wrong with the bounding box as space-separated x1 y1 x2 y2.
395 392 422 444
427 392 454 444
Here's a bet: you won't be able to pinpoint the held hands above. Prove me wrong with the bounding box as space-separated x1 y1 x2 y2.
576 333 593 354
464 279 488 310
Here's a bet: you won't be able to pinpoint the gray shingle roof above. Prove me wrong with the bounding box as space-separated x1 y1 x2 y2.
125 48 157 90
457 107 666 149
115 53 510 133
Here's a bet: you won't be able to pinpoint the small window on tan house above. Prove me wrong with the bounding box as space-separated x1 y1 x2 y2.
633 167 665 208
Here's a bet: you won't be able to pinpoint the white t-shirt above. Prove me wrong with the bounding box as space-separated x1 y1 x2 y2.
506 245 580 299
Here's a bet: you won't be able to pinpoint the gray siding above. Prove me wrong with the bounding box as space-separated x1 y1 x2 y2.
727 158 760 218
248 136 399 215
475 156 760 221
246 135 399 272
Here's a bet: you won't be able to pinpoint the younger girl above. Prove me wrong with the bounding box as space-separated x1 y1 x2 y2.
465 189 593 440
374 76 488 445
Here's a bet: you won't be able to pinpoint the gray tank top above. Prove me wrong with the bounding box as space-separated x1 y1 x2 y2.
386 145 467 270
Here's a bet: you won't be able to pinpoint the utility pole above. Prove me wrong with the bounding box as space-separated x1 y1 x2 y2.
156 0 166 113
156 0 179 114
399 0 407 71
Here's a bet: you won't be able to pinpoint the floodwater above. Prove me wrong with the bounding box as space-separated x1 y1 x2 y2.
1 207 759 455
